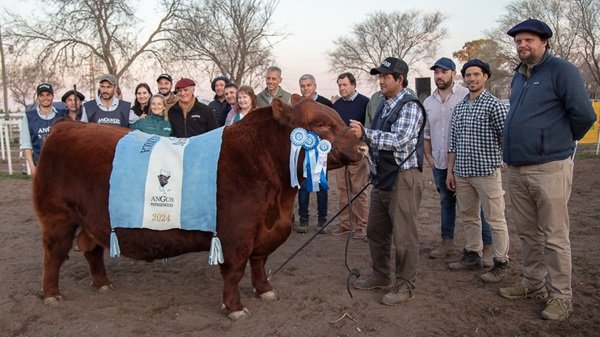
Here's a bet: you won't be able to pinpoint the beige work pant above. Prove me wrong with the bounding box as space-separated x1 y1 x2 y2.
333 160 369 231
455 169 509 261
508 158 573 299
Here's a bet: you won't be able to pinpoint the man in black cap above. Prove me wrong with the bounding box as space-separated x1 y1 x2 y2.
208 75 231 127
423 57 494 263
61 89 85 121
19 83 65 176
445 59 510 283
83 74 133 127
500 18 596 321
156 73 178 111
350 57 425 305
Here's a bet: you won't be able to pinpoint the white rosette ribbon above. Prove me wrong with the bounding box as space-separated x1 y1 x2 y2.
313 139 331 191
289 128 307 188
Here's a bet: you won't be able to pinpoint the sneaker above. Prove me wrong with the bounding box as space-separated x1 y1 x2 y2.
381 281 415 305
429 239 454 259
499 284 548 300
482 244 493 268
448 250 483 270
353 275 393 290
331 227 350 236
480 259 508 283
294 218 309 234
352 228 367 240
541 297 573 320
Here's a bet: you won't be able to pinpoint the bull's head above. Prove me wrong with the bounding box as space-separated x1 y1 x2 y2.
271 95 366 170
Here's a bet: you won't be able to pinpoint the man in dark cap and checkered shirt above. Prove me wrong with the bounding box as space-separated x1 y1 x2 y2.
445 58 510 284
499 18 597 321
349 57 425 306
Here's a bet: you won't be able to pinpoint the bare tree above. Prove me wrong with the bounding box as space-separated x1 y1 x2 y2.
6 58 61 112
492 0 577 62
570 0 600 91
5 0 181 83
167 0 283 87
327 10 446 79
453 39 513 98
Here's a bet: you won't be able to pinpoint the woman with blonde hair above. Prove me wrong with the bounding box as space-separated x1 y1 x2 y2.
130 94 172 136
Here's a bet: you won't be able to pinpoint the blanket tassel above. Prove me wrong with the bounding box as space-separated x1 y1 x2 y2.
209 233 224 265
110 229 121 258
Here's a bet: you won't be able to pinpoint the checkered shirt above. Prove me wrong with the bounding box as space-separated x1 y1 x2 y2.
448 90 507 177
365 88 424 170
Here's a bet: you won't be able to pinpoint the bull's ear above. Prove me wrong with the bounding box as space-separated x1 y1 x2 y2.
271 98 287 121
291 94 303 106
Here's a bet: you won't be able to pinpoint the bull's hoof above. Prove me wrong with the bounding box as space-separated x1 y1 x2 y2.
258 290 279 301
228 307 251 320
98 284 114 293
43 295 63 305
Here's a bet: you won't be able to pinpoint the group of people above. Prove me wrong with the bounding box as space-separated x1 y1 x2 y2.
346 18 596 323
19 18 597 322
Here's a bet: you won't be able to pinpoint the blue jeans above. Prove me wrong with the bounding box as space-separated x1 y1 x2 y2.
298 186 328 221
432 168 492 245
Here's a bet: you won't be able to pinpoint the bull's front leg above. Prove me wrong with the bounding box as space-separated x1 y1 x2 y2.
220 260 250 320
250 255 278 301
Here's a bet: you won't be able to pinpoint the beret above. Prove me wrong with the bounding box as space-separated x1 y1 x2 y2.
175 78 196 90
461 58 492 78
507 18 553 39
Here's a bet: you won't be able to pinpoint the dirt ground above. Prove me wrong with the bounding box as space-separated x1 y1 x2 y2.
1 146 599 337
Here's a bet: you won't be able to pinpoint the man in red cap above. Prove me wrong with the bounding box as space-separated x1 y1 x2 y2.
168 78 217 137
500 18 597 321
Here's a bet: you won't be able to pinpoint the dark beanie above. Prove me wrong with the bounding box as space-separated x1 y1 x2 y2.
211 76 231 92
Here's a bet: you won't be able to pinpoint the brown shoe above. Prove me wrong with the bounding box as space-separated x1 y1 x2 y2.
381 281 415 305
352 228 366 240
480 259 508 283
541 297 573 320
429 239 454 259
353 275 393 290
331 227 350 236
448 250 483 270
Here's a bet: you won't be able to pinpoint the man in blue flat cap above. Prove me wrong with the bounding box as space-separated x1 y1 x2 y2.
499 18 597 321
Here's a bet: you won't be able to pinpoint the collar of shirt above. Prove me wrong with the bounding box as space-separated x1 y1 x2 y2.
312 93 319 101
342 90 359 102
463 89 489 104
432 82 461 103
267 87 281 98
95 96 119 111
382 88 408 117
36 106 58 119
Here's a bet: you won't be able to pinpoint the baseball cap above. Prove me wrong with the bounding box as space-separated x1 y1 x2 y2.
36 83 53 95
430 57 456 71
157 73 173 83
99 74 118 85
370 57 409 75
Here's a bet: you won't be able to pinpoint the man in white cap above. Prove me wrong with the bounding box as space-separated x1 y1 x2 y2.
500 18 596 321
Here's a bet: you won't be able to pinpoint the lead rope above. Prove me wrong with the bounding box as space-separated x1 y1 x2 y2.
343 164 362 298
267 173 371 283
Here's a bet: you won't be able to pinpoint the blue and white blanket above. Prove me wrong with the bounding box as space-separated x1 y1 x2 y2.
108 128 225 262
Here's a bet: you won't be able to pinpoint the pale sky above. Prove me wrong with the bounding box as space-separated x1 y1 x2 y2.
0 0 513 103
